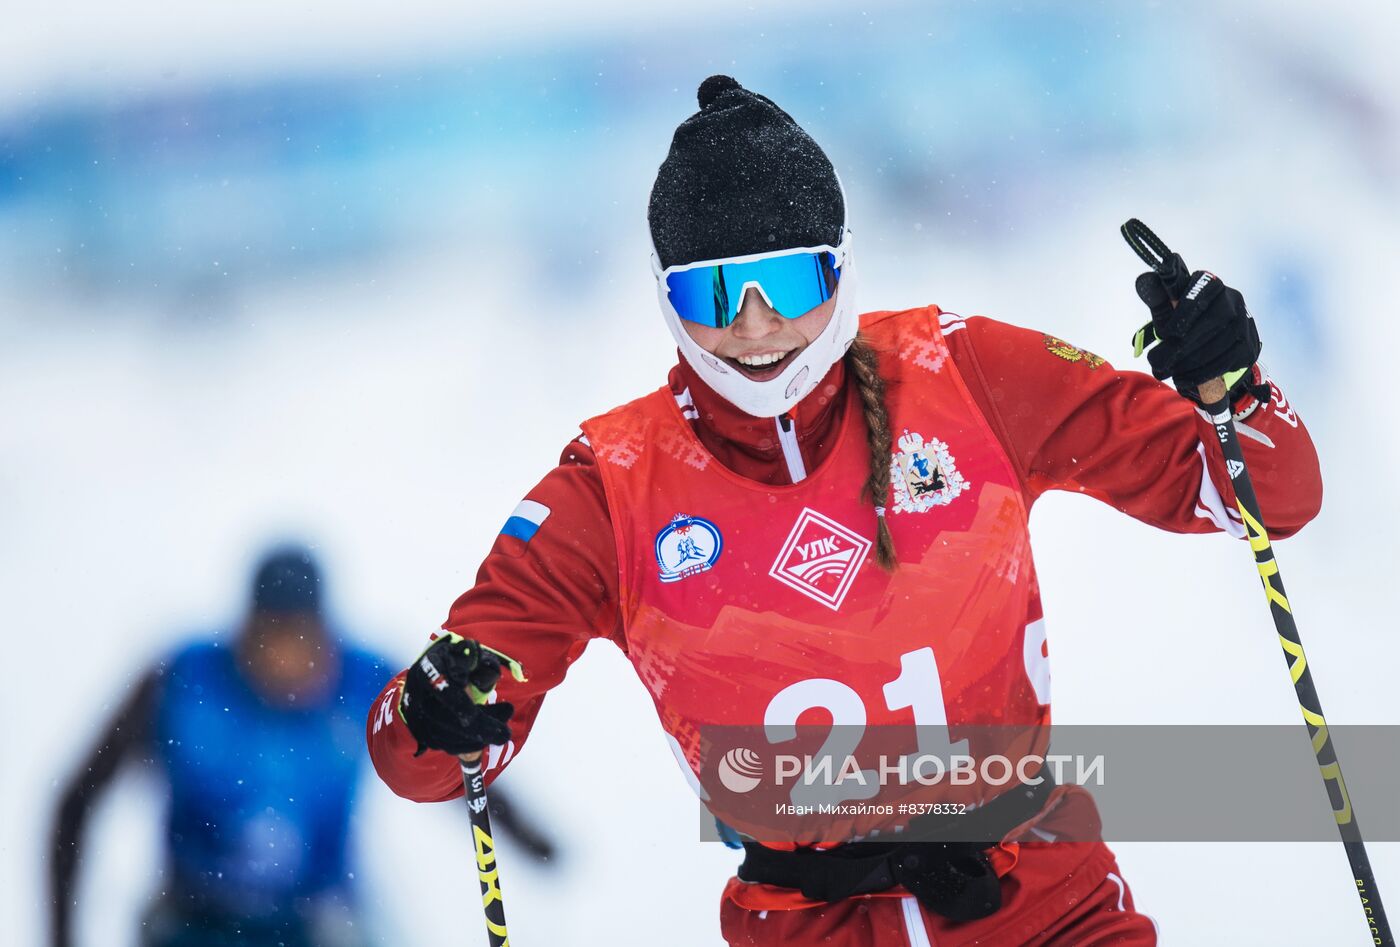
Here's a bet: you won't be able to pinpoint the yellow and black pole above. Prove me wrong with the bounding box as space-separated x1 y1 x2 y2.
1122 218 1390 946
460 754 511 946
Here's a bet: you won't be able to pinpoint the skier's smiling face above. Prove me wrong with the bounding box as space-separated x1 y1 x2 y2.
681 288 837 383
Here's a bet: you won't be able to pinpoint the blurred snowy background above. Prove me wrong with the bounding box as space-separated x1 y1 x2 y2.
4 0 1399 943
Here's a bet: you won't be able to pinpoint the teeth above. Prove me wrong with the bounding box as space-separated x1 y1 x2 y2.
736 351 789 367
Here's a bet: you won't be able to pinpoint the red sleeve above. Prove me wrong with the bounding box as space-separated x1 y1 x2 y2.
948 315 1322 538
366 437 622 802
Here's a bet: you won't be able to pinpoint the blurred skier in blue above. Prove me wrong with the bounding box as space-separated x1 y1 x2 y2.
50 544 387 947
49 544 559 947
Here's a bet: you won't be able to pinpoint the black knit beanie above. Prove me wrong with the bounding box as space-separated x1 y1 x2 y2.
251 544 322 615
648 75 845 269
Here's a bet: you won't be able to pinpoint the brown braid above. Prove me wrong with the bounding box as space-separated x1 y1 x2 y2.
845 336 897 571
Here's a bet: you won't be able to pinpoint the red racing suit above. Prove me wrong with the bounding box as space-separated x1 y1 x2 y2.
366 307 1321 946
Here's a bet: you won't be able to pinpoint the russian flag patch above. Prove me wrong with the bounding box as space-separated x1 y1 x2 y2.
500 499 551 544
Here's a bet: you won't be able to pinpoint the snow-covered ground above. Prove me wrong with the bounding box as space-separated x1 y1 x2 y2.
4 2 1399 944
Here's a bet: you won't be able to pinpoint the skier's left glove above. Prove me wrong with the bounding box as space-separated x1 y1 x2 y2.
397 633 526 758
1131 256 1270 405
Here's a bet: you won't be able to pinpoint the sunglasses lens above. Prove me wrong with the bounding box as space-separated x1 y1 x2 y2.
738 251 840 318
664 266 734 328
664 250 842 328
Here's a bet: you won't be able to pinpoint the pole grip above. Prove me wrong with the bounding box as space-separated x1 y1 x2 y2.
1196 377 1228 405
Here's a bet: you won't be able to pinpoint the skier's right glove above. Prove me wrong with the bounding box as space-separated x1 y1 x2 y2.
397 633 526 758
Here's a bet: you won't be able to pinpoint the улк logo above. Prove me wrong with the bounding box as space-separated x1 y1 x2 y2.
890 430 969 514
769 508 872 610
655 513 724 583
717 747 764 794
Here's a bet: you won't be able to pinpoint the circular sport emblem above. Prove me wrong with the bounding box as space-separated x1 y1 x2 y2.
655 513 724 584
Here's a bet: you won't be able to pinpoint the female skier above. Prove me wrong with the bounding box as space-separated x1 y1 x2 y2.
366 76 1321 945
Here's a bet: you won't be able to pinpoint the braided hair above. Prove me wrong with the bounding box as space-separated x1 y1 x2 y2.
845 336 897 571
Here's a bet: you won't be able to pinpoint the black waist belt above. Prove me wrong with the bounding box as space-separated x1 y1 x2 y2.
737 775 1055 923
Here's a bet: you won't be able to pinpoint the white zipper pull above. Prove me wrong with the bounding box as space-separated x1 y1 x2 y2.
775 413 808 484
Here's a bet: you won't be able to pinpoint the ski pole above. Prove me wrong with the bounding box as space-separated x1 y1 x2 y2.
1122 218 1391 946
460 756 511 946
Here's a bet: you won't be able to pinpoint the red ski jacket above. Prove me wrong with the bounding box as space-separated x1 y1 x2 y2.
366 310 1322 803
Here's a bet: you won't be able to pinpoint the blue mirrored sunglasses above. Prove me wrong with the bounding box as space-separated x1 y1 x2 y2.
657 243 844 329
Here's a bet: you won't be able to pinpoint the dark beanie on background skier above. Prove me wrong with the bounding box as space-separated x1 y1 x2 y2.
250 544 323 614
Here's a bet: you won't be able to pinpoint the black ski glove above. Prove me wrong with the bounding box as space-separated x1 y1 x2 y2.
1132 253 1269 405
397 633 524 758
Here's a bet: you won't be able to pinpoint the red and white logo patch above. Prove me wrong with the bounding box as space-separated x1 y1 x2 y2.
769 508 872 611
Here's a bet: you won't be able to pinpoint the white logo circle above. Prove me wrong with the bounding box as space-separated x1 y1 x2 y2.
717 747 764 794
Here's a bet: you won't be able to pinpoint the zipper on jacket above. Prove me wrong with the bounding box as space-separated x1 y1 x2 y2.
776 412 808 484
900 896 935 947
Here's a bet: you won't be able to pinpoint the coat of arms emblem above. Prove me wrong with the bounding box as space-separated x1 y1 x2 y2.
1043 335 1106 369
890 430 969 513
